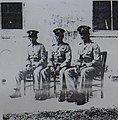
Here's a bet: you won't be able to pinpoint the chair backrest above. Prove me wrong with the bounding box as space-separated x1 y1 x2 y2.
100 51 107 79
25 70 34 81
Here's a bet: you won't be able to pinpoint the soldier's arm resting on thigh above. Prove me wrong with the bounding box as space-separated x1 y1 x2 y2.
60 45 72 69
34 44 46 68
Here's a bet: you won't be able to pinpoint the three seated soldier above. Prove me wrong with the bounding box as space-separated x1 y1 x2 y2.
10 26 101 105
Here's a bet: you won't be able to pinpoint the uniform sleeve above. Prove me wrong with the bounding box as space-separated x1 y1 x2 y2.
92 43 101 66
60 45 72 68
72 45 83 66
47 46 54 67
78 48 83 62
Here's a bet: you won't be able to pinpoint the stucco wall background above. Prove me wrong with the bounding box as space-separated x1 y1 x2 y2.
0 0 118 114
0 0 117 92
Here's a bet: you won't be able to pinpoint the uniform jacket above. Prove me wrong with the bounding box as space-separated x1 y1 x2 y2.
48 42 72 68
27 43 47 67
76 41 101 69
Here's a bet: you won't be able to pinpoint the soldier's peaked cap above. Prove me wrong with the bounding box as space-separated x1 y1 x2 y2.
53 28 65 36
27 30 39 38
77 25 91 34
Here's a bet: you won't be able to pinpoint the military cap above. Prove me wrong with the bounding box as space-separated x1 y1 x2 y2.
53 28 65 36
77 25 91 35
27 30 39 38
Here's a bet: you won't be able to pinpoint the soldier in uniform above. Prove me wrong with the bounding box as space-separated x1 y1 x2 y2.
64 25 101 103
40 28 72 101
10 30 47 98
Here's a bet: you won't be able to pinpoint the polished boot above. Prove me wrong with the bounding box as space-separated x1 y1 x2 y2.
10 88 21 98
58 91 65 102
66 91 77 103
35 89 41 100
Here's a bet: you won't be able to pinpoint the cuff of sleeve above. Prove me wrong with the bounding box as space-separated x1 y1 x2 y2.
92 60 95 64
60 62 66 68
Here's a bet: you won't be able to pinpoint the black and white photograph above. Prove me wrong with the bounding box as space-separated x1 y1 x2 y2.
1 0 118 119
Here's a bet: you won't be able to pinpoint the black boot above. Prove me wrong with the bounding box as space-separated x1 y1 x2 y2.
35 89 41 100
39 92 49 101
10 88 21 98
38 88 50 101
66 91 76 103
75 92 86 105
58 91 65 102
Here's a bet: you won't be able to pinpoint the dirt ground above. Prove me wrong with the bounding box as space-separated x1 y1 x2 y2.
0 70 118 116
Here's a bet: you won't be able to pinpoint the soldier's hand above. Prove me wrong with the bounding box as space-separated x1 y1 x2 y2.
25 60 31 65
49 66 55 72
56 65 61 72
72 60 81 66
32 64 36 68
52 65 60 75
86 63 93 67
75 65 80 69
25 64 31 70
28 66 36 71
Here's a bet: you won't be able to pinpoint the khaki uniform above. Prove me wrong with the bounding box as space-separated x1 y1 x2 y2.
27 43 47 67
41 42 71 91
65 41 101 93
17 43 47 90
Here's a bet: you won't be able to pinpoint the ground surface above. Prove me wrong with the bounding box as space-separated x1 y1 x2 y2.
1 71 118 119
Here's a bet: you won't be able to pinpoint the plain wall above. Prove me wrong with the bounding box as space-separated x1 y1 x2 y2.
0 0 117 78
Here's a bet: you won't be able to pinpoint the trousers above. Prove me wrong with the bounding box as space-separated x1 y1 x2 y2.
40 66 67 93
64 66 100 93
15 66 43 90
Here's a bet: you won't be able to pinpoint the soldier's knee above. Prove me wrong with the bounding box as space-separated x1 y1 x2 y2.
40 69 45 76
60 67 67 74
60 69 63 75
41 68 48 76
64 69 70 76
81 68 89 77
65 67 75 77
34 67 42 74
33 70 38 76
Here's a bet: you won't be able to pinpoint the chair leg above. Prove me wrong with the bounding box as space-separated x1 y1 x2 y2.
38 74 40 90
75 80 77 91
86 91 89 102
101 88 103 98
90 82 93 97
90 89 93 96
101 80 103 98
24 81 26 96
48 83 50 97
101 91 103 98
86 84 89 102
54 76 56 95
33 76 35 92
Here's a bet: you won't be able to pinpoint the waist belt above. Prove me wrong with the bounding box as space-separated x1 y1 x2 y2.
83 57 93 63
33 58 41 62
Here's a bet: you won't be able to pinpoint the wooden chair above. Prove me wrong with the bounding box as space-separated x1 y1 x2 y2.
49 72 60 97
47 68 68 97
87 51 107 100
24 70 35 96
